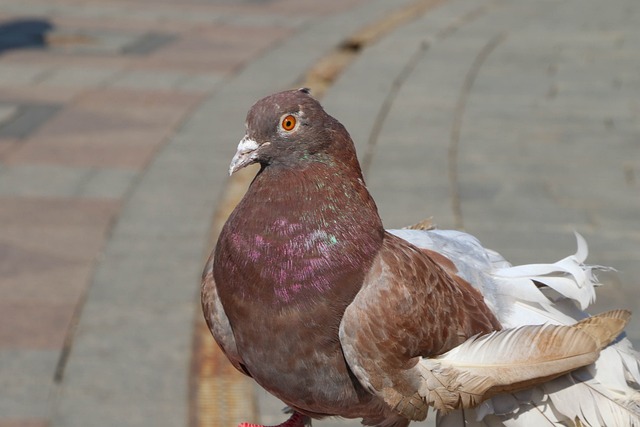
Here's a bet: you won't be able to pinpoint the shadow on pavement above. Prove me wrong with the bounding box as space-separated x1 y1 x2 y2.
0 19 53 53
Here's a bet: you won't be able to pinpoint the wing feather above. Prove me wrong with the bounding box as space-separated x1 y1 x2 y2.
201 252 247 375
417 311 628 412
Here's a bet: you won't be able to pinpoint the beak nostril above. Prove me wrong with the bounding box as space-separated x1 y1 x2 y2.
228 136 260 176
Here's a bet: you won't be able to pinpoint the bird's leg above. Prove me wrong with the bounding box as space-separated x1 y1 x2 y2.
238 411 309 427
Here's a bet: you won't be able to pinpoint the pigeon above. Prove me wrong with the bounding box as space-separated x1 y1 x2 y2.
202 88 640 427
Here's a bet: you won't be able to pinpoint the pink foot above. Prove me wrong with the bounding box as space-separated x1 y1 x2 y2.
238 411 308 427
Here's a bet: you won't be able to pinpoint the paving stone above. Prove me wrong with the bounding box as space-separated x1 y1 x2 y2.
0 105 18 125
0 137 20 160
0 164 136 198
79 167 138 198
0 48 133 71
49 14 200 34
109 70 190 91
0 350 58 417
39 66 122 88
0 103 61 139
0 420 49 427
268 0 365 16
72 87 203 115
175 72 225 93
110 3 227 24
0 239 91 304
224 12 310 29
0 64 50 85
121 32 177 55
5 89 203 168
0 164 91 197
0 2 64 16
0 197 119 348
132 25 293 74
0 300 75 349
5 132 165 169
46 29 139 55
0 85 84 104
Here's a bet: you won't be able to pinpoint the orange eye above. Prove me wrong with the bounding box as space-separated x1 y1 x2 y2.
281 114 297 131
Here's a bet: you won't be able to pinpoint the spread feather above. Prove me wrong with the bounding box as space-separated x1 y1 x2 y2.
389 229 640 426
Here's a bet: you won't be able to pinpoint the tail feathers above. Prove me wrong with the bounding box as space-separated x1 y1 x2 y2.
618 340 640 386
438 398 567 426
542 371 640 427
587 339 640 395
438 369 640 427
492 233 605 311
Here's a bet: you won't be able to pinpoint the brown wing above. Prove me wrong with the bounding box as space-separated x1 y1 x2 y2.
201 251 249 376
339 232 501 420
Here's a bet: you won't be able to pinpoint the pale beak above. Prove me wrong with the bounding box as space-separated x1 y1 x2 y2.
228 136 260 175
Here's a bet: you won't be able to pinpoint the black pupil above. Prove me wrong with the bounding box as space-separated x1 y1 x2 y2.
285 119 292 128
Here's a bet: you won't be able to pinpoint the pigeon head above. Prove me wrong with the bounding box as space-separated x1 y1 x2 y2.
229 88 354 175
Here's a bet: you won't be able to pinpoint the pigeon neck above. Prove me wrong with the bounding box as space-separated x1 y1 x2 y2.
249 160 383 235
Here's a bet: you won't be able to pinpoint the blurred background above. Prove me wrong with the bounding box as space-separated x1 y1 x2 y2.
0 0 637 427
